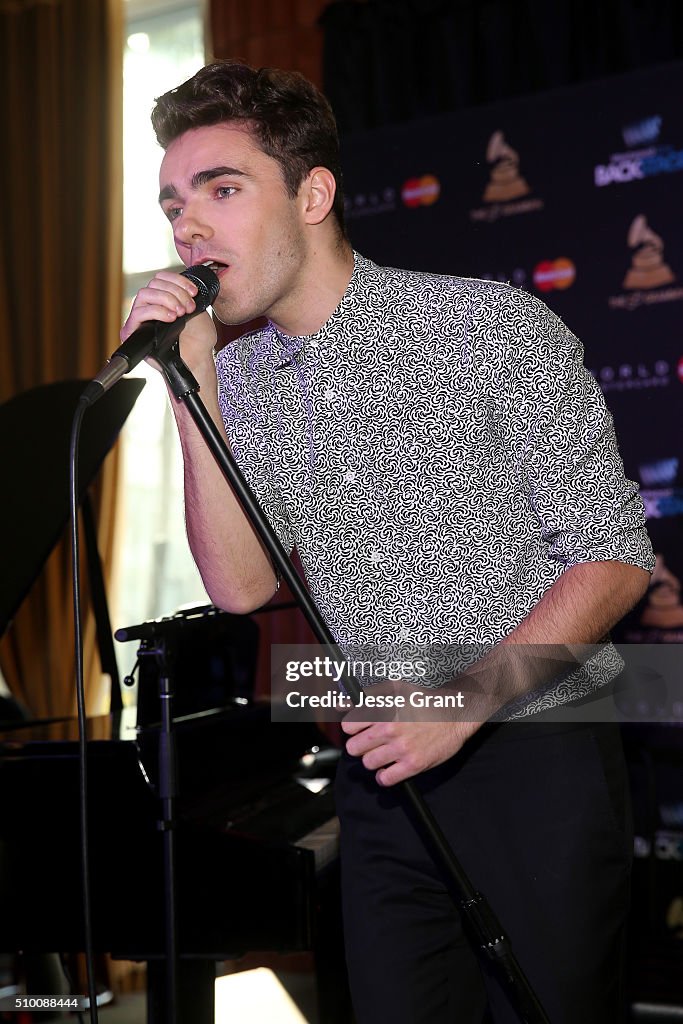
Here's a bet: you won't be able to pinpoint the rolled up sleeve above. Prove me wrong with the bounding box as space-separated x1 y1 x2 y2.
488 289 654 574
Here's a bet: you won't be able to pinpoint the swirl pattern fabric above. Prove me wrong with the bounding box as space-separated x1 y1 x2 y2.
214 253 654 712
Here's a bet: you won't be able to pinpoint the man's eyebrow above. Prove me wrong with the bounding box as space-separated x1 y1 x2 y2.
158 183 178 204
158 166 249 204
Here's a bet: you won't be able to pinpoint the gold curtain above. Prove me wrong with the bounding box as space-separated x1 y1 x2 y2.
0 0 123 718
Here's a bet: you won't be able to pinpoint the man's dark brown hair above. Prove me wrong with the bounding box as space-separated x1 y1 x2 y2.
152 60 346 235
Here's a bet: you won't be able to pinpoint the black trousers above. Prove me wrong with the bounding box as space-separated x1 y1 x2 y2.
335 721 632 1023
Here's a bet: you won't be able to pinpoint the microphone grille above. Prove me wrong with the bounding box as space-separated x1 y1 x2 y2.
182 265 220 310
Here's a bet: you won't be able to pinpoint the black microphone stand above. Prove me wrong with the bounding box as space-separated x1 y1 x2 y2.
154 342 551 1024
115 617 217 1024
137 627 179 1024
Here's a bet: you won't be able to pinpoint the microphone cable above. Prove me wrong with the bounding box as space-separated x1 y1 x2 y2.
69 397 99 1024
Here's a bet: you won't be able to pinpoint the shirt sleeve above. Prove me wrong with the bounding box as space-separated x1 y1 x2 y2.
477 286 654 573
214 344 295 556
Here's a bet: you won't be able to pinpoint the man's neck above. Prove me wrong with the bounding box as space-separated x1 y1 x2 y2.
270 241 354 337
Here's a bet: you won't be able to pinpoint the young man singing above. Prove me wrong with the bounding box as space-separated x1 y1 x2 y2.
122 61 653 1023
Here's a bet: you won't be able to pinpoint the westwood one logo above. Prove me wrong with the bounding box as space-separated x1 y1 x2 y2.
591 359 670 393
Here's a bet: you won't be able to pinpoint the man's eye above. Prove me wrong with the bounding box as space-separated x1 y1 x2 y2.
167 206 182 221
216 186 236 198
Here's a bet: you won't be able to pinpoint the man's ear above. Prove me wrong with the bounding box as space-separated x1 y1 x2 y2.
301 166 337 225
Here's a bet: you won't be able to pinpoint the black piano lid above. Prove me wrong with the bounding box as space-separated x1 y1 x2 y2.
0 378 144 637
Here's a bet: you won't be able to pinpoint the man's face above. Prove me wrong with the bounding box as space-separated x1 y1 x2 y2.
158 123 309 326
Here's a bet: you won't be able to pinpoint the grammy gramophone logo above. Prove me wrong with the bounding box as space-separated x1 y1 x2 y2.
608 215 683 310
470 130 542 222
623 215 675 290
483 131 530 203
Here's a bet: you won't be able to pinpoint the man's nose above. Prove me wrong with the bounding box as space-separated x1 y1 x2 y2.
174 203 213 244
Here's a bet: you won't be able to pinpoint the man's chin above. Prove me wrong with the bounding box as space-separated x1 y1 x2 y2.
212 299 267 336
214 299 248 325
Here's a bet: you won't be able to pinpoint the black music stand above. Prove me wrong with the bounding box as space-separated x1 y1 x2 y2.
0 378 145 1013
0 378 145 712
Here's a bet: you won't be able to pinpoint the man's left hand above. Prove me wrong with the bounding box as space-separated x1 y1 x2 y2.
341 717 478 786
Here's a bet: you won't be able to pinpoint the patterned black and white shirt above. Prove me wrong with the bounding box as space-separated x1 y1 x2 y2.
214 253 654 712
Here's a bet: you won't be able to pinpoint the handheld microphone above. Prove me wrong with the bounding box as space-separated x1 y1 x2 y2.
80 264 220 407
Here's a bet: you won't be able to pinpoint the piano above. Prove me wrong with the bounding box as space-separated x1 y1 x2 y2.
0 382 350 1023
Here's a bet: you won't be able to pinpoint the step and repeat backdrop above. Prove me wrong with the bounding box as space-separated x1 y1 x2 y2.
341 61 683 646
340 64 683 984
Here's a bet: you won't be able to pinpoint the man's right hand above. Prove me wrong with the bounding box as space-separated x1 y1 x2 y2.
121 270 217 378
121 269 278 613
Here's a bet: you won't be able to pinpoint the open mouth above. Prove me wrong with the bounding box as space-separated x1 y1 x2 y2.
201 259 229 275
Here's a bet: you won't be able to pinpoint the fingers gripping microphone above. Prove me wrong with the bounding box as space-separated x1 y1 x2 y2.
81 265 220 406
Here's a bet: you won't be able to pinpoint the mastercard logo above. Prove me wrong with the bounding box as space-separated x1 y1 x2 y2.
401 175 441 208
533 258 576 291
